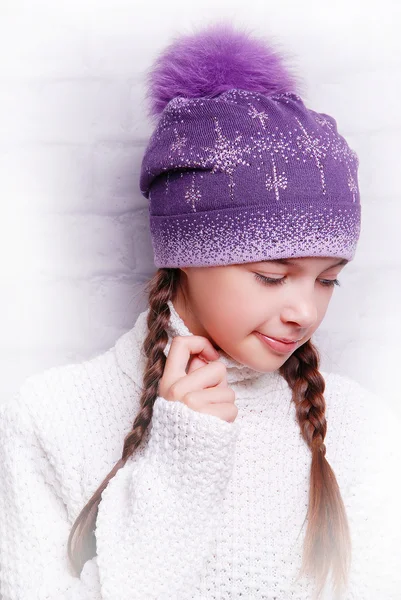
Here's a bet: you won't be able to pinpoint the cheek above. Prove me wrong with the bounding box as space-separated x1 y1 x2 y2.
310 298 332 332
317 291 333 315
195 270 251 308
206 293 245 328
199 286 251 339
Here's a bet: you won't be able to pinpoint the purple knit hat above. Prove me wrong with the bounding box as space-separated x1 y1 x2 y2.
139 22 361 268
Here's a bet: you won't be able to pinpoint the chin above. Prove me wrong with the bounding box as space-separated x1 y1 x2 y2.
242 353 284 373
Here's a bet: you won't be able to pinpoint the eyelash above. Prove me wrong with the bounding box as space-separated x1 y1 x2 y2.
254 273 341 288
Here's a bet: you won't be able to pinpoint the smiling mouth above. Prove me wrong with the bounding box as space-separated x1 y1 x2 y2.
254 331 300 354
256 332 302 343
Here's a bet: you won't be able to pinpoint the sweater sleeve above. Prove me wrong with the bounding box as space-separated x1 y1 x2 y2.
0 394 102 600
341 382 401 599
0 388 240 600
95 395 240 599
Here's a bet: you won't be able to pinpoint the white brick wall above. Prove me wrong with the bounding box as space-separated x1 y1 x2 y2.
1 1 400 414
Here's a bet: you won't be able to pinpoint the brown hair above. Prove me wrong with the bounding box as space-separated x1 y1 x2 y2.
67 267 351 599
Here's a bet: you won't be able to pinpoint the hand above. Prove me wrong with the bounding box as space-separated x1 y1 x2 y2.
158 335 238 423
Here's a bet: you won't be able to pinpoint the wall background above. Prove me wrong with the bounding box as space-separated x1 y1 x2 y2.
1 0 400 415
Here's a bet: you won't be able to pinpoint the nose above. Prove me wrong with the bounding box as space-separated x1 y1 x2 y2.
281 291 319 331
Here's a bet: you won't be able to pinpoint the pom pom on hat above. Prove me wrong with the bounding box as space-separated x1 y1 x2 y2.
144 20 302 120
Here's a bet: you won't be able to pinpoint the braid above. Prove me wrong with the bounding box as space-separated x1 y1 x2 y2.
67 268 179 576
122 268 179 460
279 339 352 599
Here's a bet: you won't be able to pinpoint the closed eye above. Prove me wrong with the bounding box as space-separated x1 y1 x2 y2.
254 273 341 288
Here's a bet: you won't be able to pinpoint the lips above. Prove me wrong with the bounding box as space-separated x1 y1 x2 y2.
255 331 301 355
268 336 300 343
260 333 301 343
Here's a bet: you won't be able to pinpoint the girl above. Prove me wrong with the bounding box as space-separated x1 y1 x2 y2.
0 22 400 600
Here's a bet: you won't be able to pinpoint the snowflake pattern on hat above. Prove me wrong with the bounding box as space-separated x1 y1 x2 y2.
198 117 253 201
312 112 359 202
295 117 330 196
265 159 289 201
247 104 270 129
248 126 294 202
162 97 360 206
170 128 188 155
184 171 202 212
140 90 360 264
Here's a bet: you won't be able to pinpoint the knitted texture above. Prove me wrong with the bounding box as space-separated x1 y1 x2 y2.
138 24 361 268
0 301 400 599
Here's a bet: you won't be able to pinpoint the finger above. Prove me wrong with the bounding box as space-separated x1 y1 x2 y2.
196 402 238 423
165 335 219 385
173 360 229 398
185 386 236 407
187 356 228 388
187 355 208 374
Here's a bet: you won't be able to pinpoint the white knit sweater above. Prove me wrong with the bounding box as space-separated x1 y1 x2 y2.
0 300 400 600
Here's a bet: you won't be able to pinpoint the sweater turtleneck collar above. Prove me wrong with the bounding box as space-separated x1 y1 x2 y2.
115 299 285 390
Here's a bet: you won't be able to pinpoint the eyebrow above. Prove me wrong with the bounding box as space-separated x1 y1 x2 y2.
258 258 348 267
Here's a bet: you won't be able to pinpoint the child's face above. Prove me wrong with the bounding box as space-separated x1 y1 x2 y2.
173 256 347 372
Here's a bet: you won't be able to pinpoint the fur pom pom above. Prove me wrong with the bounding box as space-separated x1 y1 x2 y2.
145 21 301 119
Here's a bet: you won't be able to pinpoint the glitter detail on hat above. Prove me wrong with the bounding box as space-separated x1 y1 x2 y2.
248 104 270 129
199 117 253 201
149 202 360 267
184 171 202 212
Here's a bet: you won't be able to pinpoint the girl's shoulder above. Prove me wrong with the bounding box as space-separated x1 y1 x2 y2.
9 307 149 426
323 369 399 426
0 328 146 516
13 342 139 424
1 317 147 476
321 370 401 482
